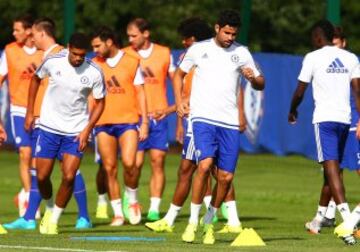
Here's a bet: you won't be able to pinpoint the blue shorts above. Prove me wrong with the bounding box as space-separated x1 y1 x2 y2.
31 127 40 157
32 127 63 160
35 129 83 159
94 123 137 138
10 113 31 148
181 118 196 161
192 121 241 173
314 122 349 163
138 117 169 151
340 130 360 170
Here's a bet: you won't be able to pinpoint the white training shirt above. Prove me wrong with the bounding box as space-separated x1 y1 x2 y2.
106 50 144 85
36 49 105 135
179 38 260 130
298 45 360 124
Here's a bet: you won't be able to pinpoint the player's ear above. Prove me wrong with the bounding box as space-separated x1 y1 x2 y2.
25 27 32 36
214 24 220 34
106 38 113 47
143 30 150 39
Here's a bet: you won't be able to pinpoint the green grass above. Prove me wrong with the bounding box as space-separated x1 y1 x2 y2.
0 151 359 251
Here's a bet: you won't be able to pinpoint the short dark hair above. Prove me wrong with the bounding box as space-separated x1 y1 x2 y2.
14 14 34 29
177 17 213 41
34 17 56 39
311 20 334 42
128 18 151 33
69 32 90 50
91 26 122 47
333 25 345 40
216 10 241 28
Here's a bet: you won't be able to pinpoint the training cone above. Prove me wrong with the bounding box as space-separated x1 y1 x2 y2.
0 224 8 234
231 228 265 246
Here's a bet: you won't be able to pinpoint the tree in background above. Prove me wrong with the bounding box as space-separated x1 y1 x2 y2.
0 0 359 55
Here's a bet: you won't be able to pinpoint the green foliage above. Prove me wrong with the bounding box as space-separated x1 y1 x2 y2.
0 0 359 54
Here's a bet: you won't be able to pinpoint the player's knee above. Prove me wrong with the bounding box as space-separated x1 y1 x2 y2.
19 147 32 161
37 172 50 184
62 172 76 185
197 164 211 175
178 165 194 180
122 158 135 170
105 167 118 179
217 172 233 185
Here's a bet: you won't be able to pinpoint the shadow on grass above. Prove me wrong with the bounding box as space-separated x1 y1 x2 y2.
263 237 305 242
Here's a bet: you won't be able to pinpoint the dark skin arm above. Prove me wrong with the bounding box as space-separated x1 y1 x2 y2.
173 67 189 118
351 78 360 139
76 97 105 151
288 81 309 124
0 121 7 145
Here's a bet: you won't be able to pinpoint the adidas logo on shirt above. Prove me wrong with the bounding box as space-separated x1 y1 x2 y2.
326 58 349 73
201 53 208 59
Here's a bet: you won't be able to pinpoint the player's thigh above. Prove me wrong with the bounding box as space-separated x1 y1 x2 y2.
149 148 167 169
192 122 217 163
36 158 55 179
217 127 241 174
96 132 118 167
61 153 82 179
119 129 138 167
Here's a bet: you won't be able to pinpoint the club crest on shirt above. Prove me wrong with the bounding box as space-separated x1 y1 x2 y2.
244 80 264 144
80 76 89 84
231 54 239 63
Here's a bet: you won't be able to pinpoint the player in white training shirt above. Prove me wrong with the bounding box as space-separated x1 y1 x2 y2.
288 20 360 245
25 33 105 235
174 10 264 245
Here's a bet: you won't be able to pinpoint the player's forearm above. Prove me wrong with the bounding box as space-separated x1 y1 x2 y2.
351 78 360 115
86 98 105 130
173 68 185 106
166 104 176 114
27 75 41 114
289 82 308 113
251 76 265 91
136 85 149 124
0 75 6 88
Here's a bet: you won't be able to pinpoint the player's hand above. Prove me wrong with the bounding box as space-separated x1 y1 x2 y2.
239 112 247 132
176 101 190 118
241 67 255 82
152 109 167 121
138 121 149 141
76 127 91 152
176 121 184 144
0 123 7 146
24 112 34 132
288 111 297 124
356 120 360 140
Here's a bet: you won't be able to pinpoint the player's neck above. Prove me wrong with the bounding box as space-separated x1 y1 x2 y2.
108 46 119 58
139 40 151 51
42 39 57 52
24 38 35 48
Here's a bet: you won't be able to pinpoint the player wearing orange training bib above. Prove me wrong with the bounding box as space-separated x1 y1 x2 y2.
0 15 43 217
124 17 175 221
91 26 148 226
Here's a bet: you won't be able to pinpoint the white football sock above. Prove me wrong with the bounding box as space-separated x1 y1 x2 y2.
189 202 202 225
164 203 182 226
